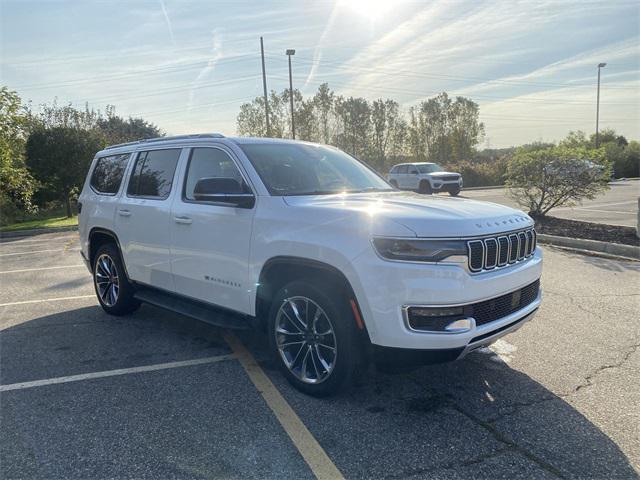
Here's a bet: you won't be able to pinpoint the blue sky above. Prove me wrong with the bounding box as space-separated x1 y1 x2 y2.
1 0 638 148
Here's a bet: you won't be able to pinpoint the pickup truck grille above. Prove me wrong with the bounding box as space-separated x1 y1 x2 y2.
467 228 536 273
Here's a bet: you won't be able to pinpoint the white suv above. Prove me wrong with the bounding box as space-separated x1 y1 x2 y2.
388 162 463 195
78 134 542 396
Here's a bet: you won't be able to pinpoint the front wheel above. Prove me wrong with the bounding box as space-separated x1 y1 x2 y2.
449 187 461 196
419 180 432 194
268 281 359 396
93 244 140 316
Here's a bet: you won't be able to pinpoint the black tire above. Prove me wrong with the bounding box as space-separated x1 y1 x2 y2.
93 243 140 316
449 188 460 196
390 180 398 188
419 180 432 194
268 280 360 396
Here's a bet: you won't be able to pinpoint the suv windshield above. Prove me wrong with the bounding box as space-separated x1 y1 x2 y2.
239 143 393 196
417 163 444 174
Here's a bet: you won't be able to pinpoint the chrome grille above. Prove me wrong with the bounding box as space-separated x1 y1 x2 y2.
468 228 536 273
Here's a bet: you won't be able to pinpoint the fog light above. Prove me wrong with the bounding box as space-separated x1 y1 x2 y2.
406 306 472 332
444 318 473 333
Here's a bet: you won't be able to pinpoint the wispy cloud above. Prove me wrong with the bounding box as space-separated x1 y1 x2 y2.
303 4 339 91
159 0 176 47
188 29 224 112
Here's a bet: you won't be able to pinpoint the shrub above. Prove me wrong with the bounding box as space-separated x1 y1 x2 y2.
506 145 611 217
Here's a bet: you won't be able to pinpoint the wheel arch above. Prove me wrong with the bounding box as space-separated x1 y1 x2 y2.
255 256 368 337
88 228 130 279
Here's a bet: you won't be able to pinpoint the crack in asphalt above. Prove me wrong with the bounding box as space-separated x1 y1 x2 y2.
573 341 640 395
384 447 514 479
403 377 566 479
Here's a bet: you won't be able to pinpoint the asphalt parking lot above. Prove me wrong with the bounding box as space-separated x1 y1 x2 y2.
1 231 639 479
462 179 639 227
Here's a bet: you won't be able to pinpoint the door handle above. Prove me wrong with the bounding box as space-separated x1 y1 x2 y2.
118 209 131 217
174 216 192 225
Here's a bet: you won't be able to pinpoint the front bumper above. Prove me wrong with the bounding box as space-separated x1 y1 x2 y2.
350 246 543 351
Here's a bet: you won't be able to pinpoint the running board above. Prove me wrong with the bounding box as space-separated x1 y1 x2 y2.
134 287 250 330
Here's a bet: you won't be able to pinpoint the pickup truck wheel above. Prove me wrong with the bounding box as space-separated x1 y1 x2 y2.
419 180 432 194
93 244 140 316
268 281 358 396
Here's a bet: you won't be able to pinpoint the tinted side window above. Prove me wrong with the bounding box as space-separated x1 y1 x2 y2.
184 148 244 201
90 153 130 194
127 149 181 199
390 166 398 174
398 165 408 174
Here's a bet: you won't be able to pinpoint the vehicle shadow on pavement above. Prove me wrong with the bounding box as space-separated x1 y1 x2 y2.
1 306 637 479
239 330 639 479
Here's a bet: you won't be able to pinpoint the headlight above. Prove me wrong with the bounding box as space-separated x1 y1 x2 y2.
372 238 467 262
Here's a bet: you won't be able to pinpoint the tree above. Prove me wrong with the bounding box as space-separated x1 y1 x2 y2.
97 105 163 144
371 99 401 171
26 127 105 217
334 96 371 158
312 83 336 144
236 90 287 138
0 87 37 223
506 145 611 217
408 92 484 164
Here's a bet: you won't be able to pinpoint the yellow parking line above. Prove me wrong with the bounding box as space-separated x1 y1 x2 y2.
224 332 344 480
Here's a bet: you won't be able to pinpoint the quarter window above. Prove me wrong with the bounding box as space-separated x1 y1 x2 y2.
398 165 408 174
127 149 181 199
90 153 130 194
184 148 245 201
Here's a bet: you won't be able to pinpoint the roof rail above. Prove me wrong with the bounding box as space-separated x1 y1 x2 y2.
104 133 225 150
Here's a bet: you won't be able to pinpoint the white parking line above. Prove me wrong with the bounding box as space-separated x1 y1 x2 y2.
0 249 75 257
0 265 85 275
0 236 76 245
0 295 96 307
0 354 237 392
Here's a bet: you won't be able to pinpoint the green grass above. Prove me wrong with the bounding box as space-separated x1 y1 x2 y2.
0 215 78 233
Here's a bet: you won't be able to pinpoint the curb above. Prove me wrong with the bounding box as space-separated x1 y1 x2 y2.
462 185 503 191
537 233 639 260
0 225 78 238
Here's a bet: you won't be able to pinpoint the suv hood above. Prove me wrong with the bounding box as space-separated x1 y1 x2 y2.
426 171 459 177
283 191 532 238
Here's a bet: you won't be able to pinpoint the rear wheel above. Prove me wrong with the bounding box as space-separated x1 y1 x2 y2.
268 280 359 396
390 179 398 188
419 180 432 194
93 244 140 316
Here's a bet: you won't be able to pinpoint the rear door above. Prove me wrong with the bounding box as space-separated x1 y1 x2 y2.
397 165 409 188
406 165 420 190
169 145 255 313
115 147 183 291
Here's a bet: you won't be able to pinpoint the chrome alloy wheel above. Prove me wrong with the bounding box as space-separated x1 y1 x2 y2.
275 296 337 384
95 254 119 307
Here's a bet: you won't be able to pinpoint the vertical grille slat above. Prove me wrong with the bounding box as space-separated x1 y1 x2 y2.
468 228 536 273
497 236 509 266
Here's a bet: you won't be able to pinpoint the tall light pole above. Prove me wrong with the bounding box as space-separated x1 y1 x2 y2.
596 62 606 148
286 49 296 139
260 37 270 137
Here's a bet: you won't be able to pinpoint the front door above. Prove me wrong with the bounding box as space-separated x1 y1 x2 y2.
170 146 255 313
115 147 183 291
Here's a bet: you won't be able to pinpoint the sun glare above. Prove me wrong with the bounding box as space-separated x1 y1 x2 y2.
339 0 396 21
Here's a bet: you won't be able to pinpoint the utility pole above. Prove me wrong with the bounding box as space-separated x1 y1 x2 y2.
286 49 296 139
260 37 270 137
596 62 606 147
